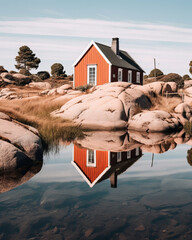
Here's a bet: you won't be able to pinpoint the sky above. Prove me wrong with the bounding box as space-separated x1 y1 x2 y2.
0 0 192 76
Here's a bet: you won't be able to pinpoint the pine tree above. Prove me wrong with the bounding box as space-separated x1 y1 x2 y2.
189 61 192 75
51 63 66 77
15 46 41 71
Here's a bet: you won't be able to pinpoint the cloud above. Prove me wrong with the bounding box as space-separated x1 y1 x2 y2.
1 18 192 44
0 18 192 75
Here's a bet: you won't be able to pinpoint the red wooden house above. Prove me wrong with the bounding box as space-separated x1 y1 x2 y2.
72 145 142 188
73 38 144 88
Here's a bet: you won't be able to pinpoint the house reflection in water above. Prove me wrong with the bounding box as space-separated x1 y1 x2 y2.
72 145 142 188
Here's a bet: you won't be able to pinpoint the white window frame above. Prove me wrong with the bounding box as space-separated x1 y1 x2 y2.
118 68 123 82
117 152 121 162
136 147 140 156
136 72 140 83
128 70 132 83
87 64 97 86
127 151 131 159
86 150 96 167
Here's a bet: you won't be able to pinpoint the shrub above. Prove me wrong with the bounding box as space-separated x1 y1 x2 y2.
0 66 8 74
19 69 31 76
143 75 148 79
9 70 17 74
160 73 183 88
37 71 50 80
75 84 93 92
149 68 164 78
51 63 66 77
183 74 191 80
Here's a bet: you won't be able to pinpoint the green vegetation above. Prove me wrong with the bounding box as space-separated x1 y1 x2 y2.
160 73 184 88
184 121 192 135
19 69 31 76
15 45 41 71
183 74 191 80
143 75 148 79
189 61 192 75
37 71 50 80
149 68 164 78
51 63 66 78
75 84 93 92
0 66 8 73
0 96 83 151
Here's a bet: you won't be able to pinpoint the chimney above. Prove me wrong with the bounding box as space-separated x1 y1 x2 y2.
111 37 119 55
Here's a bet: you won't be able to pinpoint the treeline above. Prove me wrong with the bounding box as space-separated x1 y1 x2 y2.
144 64 192 88
0 45 67 81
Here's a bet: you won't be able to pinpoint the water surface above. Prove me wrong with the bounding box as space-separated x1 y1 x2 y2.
1 136 192 240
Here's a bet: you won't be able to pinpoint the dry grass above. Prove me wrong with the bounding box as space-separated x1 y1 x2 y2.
0 96 84 151
149 95 182 112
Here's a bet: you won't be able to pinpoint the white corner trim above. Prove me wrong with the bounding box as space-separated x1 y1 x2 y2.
109 64 112 82
72 40 112 67
73 65 75 88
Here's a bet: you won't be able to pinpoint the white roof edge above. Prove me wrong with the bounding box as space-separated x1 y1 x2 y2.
72 40 112 67
71 161 111 188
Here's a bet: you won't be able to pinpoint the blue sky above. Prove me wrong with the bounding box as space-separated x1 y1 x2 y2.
0 0 192 75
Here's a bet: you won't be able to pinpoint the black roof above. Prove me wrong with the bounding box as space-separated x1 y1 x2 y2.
95 42 144 72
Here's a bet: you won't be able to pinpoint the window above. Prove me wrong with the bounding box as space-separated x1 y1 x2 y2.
127 151 131 159
117 152 121 162
86 150 96 167
136 147 140 156
118 68 123 82
87 65 97 85
136 72 140 83
128 70 132 83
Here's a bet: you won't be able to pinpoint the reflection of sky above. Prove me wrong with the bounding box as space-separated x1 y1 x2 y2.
31 144 192 184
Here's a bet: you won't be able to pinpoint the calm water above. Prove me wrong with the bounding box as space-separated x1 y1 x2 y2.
1 134 192 240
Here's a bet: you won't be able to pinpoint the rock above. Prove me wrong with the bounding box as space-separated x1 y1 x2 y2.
0 112 43 162
174 103 192 125
47 88 57 95
175 103 192 119
184 80 192 88
134 224 145 231
0 73 31 86
84 228 94 238
57 84 72 91
0 112 10 121
29 81 51 89
128 110 181 132
52 82 152 130
162 82 177 94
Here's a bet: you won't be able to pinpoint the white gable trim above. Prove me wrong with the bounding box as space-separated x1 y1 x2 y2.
71 151 111 188
72 40 112 67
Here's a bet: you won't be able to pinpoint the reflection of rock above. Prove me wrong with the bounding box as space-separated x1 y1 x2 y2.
75 129 192 155
0 159 42 193
75 131 141 152
0 112 43 171
52 82 152 130
128 110 181 132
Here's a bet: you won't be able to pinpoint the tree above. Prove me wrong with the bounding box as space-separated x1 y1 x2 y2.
183 74 190 80
189 61 192 75
160 73 184 88
0 66 8 74
15 46 41 71
149 68 164 78
37 71 50 80
51 63 66 77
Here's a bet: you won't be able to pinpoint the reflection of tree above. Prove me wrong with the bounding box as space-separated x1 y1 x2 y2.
187 148 192 166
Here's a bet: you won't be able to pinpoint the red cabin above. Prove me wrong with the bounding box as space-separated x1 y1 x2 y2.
73 38 144 88
72 145 142 188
